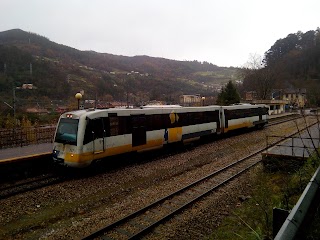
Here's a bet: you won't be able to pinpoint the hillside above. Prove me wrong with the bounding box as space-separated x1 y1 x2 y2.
0 29 238 108
241 28 320 106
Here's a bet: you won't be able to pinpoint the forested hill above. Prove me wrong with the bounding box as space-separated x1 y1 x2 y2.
241 28 320 106
0 29 238 103
265 29 320 81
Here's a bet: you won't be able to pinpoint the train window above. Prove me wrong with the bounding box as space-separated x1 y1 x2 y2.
55 118 79 145
92 118 104 139
189 112 203 125
83 118 104 144
109 116 119 136
178 113 189 126
102 116 130 136
132 115 146 146
132 115 146 127
145 115 152 131
205 111 219 123
102 117 110 137
147 114 163 131
118 116 131 135
84 120 94 144
163 114 172 128
226 108 263 120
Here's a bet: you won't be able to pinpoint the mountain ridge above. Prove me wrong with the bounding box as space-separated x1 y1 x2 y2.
0 29 238 105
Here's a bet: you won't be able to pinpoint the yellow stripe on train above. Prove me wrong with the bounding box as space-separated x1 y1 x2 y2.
224 122 254 132
64 138 165 165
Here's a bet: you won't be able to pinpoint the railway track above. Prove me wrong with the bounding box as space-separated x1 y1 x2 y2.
267 114 301 126
0 174 66 199
82 154 261 239
82 121 316 240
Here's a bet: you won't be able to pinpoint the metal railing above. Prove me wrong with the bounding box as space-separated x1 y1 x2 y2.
0 125 56 149
275 165 320 239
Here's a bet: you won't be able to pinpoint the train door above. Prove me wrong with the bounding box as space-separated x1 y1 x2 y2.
258 107 262 122
223 109 229 132
91 118 105 154
131 115 146 147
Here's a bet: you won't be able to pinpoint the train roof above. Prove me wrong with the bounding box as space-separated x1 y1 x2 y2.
60 103 268 120
223 103 269 109
60 105 220 120
142 104 182 108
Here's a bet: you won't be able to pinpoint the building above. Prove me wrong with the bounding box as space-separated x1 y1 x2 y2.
179 94 203 106
282 88 307 109
26 107 49 115
251 99 287 115
244 88 307 115
16 83 37 90
245 91 258 101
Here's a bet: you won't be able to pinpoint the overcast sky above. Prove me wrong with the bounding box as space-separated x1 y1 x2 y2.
1 0 319 67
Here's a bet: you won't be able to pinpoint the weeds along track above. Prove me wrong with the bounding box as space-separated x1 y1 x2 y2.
0 174 67 199
82 120 318 240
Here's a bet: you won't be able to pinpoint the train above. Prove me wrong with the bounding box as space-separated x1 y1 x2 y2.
52 104 269 168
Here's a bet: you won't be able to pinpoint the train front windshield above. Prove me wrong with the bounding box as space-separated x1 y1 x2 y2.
55 118 79 145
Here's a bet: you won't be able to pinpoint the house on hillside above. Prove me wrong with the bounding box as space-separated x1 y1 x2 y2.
26 107 49 115
244 88 307 115
179 94 203 106
55 106 68 114
16 84 37 90
282 88 307 109
245 91 258 101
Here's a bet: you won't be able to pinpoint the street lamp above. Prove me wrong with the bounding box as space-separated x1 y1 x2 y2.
75 92 82 110
202 96 205 106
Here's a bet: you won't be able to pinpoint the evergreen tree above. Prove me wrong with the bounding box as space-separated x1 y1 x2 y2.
217 80 240 105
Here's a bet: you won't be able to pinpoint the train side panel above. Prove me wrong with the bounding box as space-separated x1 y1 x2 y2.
222 104 268 133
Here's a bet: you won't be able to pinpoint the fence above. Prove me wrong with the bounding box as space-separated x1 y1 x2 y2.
0 125 56 149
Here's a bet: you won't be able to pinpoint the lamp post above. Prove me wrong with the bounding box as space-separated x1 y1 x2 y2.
75 92 82 110
202 96 205 106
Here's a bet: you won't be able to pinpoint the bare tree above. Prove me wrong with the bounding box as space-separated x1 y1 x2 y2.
240 54 276 100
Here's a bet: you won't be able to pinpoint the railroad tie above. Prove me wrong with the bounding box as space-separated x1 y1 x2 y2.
102 236 116 240
127 220 146 230
142 216 155 223
115 228 133 237
162 204 176 211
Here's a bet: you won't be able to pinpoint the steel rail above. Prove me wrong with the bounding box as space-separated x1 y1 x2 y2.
267 115 301 127
0 175 66 199
0 174 57 192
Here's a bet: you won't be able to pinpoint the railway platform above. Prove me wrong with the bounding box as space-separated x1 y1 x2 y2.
0 143 52 165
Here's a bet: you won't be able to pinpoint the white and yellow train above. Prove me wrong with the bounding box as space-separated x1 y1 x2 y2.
52 104 269 168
